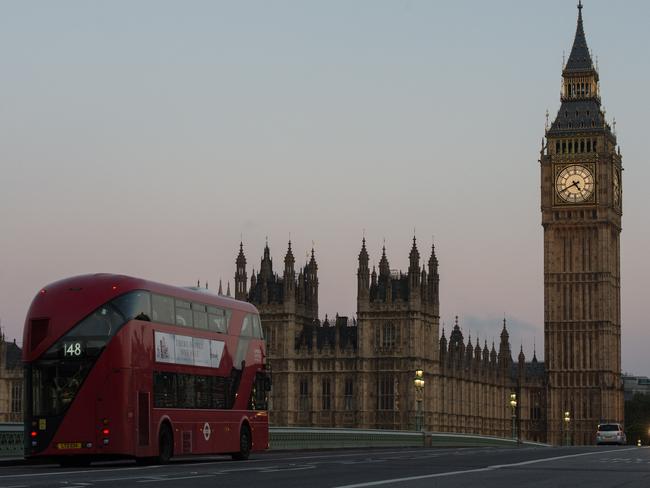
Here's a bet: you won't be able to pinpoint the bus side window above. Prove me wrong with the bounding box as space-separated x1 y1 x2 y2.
252 315 263 339
192 303 208 330
207 306 227 333
175 299 193 327
152 295 174 324
112 291 151 322
241 315 253 337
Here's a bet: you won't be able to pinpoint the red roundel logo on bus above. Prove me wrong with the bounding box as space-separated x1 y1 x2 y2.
203 422 211 441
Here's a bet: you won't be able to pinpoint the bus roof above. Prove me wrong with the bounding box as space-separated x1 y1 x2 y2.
41 274 257 312
23 274 258 361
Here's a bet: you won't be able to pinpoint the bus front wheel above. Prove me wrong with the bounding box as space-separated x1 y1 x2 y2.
157 424 173 464
232 425 251 461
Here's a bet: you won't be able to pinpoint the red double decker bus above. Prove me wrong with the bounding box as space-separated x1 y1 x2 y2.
23 274 270 466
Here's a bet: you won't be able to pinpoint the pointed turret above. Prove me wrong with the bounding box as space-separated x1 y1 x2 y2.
439 326 447 359
260 241 273 281
474 336 482 362
490 342 497 366
218 279 223 295
518 344 526 364
465 332 474 364
448 316 464 359
408 236 421 291
305 247 319 317
357 237 370 299
226 281 231 297
378 245 390 277
235 241 247 300
427 241 440 309
498 318 512 369
283 241 296 298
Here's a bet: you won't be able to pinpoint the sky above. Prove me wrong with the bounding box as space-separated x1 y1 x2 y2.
1 1 649 374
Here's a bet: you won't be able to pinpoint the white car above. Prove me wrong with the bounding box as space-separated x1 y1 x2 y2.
596 423 627 445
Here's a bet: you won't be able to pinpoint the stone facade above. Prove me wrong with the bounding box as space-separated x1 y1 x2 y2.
235 239 547 443
0 334 23 422
540 2 624 445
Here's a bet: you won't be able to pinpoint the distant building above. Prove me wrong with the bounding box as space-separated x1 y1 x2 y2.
0 334 23 422
235 239 547 443
622 375 650 401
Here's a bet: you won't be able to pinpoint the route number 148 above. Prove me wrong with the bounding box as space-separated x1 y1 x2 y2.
63 342 83 357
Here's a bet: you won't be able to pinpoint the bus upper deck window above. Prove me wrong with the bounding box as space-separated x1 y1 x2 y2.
152 295 174 324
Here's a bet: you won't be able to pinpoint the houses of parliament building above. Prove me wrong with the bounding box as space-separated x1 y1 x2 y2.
233 3 623 446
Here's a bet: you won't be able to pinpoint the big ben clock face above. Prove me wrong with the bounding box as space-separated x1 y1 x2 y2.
555 164 595 203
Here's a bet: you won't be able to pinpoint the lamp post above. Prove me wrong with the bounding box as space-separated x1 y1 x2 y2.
509 393 517 441
414 369 425 431
563 411 571 446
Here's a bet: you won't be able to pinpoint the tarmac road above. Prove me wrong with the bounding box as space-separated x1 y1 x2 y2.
0 445 648 488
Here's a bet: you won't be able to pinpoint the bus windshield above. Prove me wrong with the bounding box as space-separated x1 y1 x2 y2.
31 291 151 417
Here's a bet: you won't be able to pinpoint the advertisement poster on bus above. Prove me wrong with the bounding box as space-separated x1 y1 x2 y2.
210 340 225 368
193 337 211 367
174 334 194 365
155 331 175 363
155 331 225 369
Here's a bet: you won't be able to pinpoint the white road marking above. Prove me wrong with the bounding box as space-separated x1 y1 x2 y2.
0 465 163 479
259 465 316 473
333 447 639 488
137 474 215 483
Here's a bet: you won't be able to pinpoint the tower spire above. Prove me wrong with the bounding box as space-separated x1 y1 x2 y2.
564 0 593 73
357 237 370 299
235 240 248 300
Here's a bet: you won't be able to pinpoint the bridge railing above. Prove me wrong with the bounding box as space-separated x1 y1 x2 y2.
0 423 548 459
0 423 22 458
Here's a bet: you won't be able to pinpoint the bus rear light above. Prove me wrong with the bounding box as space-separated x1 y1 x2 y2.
86 442 93 448
103 438 109 445
30 431 37 438
102 428 110 436
102 418 109 425
39 289 46 295
111 285 118 291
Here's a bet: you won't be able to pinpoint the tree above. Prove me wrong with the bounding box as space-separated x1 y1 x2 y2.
624 393 650 445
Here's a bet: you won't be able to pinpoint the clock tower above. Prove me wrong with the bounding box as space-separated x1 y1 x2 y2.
541 2 623 445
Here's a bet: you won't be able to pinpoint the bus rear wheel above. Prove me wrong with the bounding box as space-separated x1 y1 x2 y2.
157 424 173 464
232 425 251 461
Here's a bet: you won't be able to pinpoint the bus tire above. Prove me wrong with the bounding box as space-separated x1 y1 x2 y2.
157 423 173 464
232 424 251 461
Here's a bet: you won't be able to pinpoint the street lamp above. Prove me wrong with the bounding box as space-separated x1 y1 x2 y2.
509 393 517 441
563 411 571 446
414 369 425 431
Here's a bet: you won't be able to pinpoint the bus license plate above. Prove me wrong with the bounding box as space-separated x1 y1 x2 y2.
57 442 82 450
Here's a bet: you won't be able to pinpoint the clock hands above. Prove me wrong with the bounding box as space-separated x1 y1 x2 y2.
564 180 581 192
